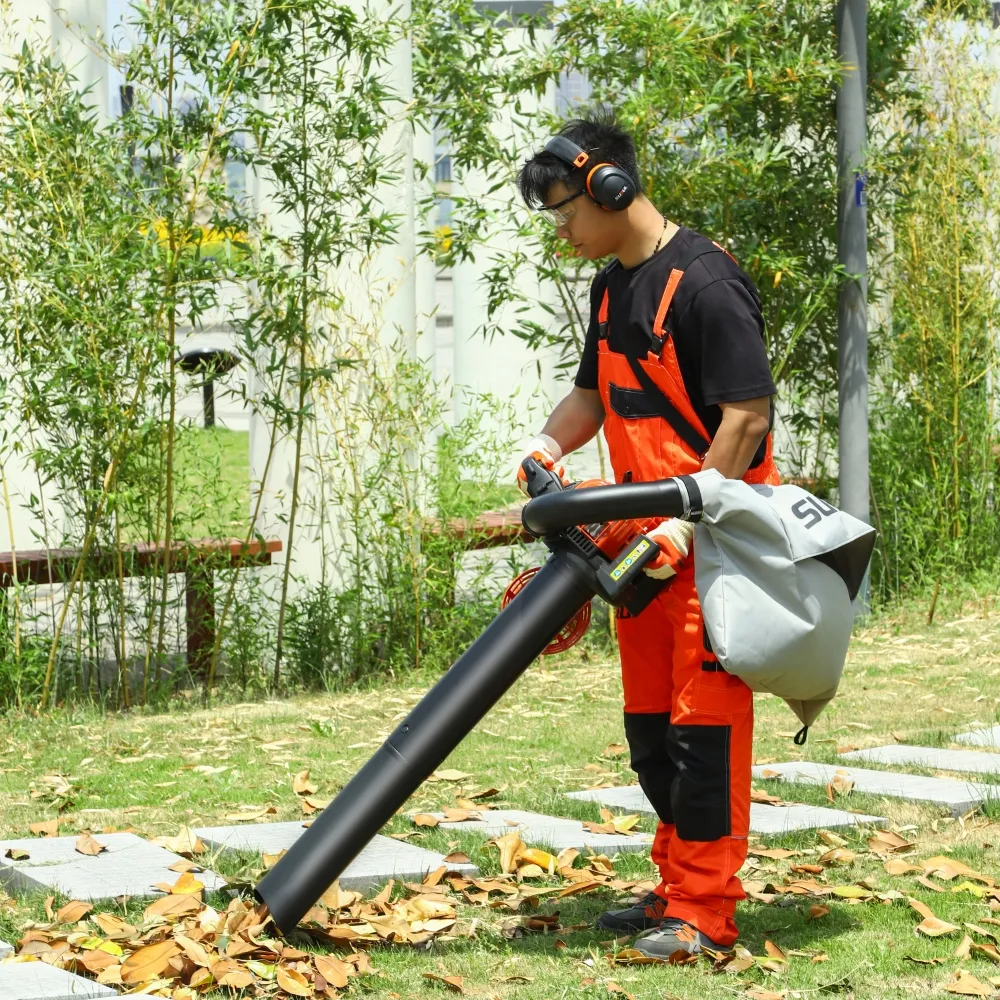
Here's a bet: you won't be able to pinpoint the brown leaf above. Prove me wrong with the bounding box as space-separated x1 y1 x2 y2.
314 954 350 989
55 900 93 924
818 829 848 848
276 966 314 997
301 796 330 814
293 769 317 796
807 904 831 921
75 834 107 856
753 848 798 860
412 813 440 828
956 935 975 960
431 769 471 782
917 916 961 937
93 913 136 938
443 852 471 864
745 991 787 1000
603 743 627 756
492 831 525 873
819 848 856 865
423 972 465 993
944 971 992 996
869 830 915 853
971 943 1000 964
29 819 60 837
764 940 788 962
606 948 661 965
885 859 922 876
4 848 29 860
121 940 182 984
908 897 937 921
751 786 784 805
153 827 205 856
143 894 201 919
74 949 118 973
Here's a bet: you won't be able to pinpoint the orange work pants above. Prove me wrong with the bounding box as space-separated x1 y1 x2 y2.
616 561 753 946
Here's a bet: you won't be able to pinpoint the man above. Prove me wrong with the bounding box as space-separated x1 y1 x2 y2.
514 104 781 960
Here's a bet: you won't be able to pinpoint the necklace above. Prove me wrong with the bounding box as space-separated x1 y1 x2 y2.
652 216 668 255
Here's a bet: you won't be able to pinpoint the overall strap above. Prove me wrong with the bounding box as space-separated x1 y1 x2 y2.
625 241 733 457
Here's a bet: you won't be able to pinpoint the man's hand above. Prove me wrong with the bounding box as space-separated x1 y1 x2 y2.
516 433 570 496
643 518 696 580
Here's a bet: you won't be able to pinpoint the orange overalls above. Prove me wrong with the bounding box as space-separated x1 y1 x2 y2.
596 239 781 946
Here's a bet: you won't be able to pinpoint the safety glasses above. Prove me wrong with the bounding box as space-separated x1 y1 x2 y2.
540 188 585 227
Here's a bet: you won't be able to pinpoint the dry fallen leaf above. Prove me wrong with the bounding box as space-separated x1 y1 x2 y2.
412 814 440 828
423 972 465 993
492 831 526 874
944 971 992 996
764 940 788 963
74 834 107 856
29 819 59 837
4 848 29 860
293 769 317 796
917 916 961 938
314 954 350 988
431 769 471 782
818 830 849 848
121 940 182 984
869 830 915 854
55 899 94 924
443 852 471 864
276 966 314 996
807 904 831 921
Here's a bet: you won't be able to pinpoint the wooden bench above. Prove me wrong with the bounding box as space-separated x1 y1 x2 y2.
0 538 282 679
423 504 533 550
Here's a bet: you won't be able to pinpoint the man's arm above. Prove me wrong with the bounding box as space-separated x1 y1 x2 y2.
701 396 771 479
539 386 605 456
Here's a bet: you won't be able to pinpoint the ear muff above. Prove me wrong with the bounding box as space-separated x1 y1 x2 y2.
544 135 637 212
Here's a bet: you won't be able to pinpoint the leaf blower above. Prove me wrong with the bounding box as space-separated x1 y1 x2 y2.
254 460 700 935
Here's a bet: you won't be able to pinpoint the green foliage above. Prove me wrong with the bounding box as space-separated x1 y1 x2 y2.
867 3 1000 603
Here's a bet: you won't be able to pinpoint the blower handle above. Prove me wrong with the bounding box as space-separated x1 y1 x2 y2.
520 456 567 499
522 475 700 538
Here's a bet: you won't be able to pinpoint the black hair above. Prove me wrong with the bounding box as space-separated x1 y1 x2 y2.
516 103 643 210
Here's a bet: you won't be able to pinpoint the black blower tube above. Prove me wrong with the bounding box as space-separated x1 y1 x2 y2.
255 550 595 934
255 479 687 934
522 478 688 537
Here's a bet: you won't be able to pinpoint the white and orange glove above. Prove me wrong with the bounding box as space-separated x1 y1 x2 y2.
516 433 570 496
643 517 696 580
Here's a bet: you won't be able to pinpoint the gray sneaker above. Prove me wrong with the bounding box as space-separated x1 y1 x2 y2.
595 890 669 933
632 918 734 961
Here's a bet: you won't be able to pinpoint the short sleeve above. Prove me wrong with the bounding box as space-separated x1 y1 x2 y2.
573 273 606 391
682 278 776 406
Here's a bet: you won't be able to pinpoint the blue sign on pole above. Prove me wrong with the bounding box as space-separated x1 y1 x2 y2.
854 171 867 208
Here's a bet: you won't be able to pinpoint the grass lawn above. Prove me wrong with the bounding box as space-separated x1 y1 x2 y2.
1 598 1000 998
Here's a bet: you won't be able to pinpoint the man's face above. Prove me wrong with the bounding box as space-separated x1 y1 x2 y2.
542 180 620 261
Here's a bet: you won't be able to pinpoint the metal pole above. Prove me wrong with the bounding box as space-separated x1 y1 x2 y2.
836 0 869 612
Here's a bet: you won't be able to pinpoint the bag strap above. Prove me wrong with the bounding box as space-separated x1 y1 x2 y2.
624 243 730 458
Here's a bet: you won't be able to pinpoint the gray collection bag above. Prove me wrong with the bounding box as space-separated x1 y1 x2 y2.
680 469 877 739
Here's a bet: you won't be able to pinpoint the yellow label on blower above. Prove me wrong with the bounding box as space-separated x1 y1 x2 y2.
610 538 651 581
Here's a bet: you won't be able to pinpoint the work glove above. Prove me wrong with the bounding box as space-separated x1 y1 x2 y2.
516 433 570 496
643 517 696 580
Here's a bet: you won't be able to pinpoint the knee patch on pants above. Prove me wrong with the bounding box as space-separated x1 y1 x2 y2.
669 723 731 842
624 711 675 826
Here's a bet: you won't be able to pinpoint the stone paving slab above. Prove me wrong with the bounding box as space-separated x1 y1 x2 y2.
840 744 1000 776
0 939 11 959
0 961 115 1000
194 823 478 893
564 786 884 834
423 809 653 853
751 761 1000 817
956 725 1000 748
0 833 227 901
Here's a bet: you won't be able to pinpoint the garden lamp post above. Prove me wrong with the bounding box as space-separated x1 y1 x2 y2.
178 348 238 429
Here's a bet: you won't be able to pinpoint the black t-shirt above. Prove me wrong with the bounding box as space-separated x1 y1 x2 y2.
574 225 776 443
